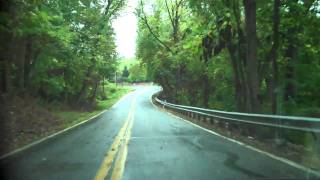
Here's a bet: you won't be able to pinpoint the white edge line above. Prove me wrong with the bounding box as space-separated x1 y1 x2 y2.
0 91 134 160
149 93 320 178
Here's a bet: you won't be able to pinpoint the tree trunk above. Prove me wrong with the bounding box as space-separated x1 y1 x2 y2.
203 74 209 108
77 66 93 103
243 0 260 113
282 0 313 103
283 3 299 103
102 78 105 96
227 44 245 112
0 38 10 93
23 37 33 89
0 60 7 93
90 80 99 103
284 43 297 102
270 0 280 114
201 35 214 108
231 1 248 112
14 37 27 89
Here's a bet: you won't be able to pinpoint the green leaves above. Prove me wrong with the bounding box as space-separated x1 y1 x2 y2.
136 0 320 115
0 0 126 103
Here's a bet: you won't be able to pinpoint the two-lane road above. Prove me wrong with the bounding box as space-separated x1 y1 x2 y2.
0 86 316 179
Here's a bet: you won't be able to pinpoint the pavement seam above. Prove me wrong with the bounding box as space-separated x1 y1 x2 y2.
0 92 134 160
149 93 320 178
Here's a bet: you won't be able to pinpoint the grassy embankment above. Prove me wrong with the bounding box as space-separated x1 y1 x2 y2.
54 83 133 129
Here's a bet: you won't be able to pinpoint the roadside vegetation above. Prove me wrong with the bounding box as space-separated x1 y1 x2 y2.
0 0 131 154
139 0 320 167
118 58 148 83
137 0 320 116
0 82 132 155
53 83 133 130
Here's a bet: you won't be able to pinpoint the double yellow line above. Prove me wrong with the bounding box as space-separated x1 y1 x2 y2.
94 97 136 180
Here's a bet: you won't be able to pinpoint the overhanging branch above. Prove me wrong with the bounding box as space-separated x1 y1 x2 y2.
139 1 173 53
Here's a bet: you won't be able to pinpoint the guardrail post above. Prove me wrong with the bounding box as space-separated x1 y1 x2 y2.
206 117 210 124
218 120 223 128
225 122 229 130
210 117 214 124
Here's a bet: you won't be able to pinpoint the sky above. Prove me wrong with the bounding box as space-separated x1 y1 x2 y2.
112 0 139 59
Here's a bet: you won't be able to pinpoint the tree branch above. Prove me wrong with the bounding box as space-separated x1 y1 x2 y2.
181 28 190 40
139 1 173 53
108 0 125 19
103 0 113 16
165 0 175 28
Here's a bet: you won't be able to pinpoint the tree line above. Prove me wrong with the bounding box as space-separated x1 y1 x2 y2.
137 0 320 117
0 0 126 106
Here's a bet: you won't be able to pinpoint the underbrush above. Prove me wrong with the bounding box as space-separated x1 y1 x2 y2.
0 84 133 155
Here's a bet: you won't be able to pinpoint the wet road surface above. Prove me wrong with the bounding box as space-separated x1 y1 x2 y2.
0 85 317 180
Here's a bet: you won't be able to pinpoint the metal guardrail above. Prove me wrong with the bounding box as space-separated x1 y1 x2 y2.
154 97 320 133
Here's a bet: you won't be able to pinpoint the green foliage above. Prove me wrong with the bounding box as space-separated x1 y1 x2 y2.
135 0 320 148
118 59 147 83
128 63 147 83
137 0 320 116
0 0 126 106
54 83 133 128
122 66 130 78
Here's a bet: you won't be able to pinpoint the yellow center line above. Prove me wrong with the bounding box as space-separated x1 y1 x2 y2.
94 97 136 180
110 105 135 180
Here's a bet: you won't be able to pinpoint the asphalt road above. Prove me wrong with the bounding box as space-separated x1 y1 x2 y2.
0 85 317 180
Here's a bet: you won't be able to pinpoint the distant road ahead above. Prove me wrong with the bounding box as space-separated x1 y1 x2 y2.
0 85 316 180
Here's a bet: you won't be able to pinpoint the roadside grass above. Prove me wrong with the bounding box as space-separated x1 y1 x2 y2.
0 84 134 156
54 84 133 129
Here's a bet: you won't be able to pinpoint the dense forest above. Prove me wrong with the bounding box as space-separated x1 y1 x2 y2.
0 0 127 106
0 0 133 154
137 0 320 117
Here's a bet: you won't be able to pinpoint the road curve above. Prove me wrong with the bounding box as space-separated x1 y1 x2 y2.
0 85 316 180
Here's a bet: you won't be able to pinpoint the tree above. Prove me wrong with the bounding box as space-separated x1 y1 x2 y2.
243 0 260 113
0 0 125 106
137 0 320 118
122 66 130 78
270 0 281 114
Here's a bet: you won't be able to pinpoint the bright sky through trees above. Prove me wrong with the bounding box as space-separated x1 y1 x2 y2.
113 0 139 59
